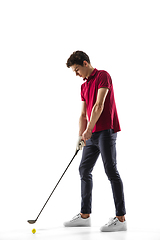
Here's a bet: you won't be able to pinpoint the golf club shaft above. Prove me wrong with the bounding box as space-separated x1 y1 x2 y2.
35 149 79 222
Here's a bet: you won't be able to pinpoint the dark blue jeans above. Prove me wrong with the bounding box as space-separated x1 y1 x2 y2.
79 129 126 216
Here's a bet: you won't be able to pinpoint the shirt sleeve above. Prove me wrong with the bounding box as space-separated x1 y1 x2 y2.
81 84 85 101
97 71 112 89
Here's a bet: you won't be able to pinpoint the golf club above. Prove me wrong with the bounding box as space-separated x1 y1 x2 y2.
28 149 80 224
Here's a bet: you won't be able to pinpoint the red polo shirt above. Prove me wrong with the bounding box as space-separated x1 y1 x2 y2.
81 68 121 133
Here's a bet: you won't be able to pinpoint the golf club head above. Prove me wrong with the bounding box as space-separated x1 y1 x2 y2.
27 220 36 224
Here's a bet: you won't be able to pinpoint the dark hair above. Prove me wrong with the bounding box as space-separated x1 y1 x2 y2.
66 51 90 68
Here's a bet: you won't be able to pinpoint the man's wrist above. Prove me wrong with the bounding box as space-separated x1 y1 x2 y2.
86 126 93 133
86 122 93 132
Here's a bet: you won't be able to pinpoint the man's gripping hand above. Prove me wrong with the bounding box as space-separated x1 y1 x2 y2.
76 136 85 151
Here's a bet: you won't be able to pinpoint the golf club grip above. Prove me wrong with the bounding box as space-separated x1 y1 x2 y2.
35 149 79 221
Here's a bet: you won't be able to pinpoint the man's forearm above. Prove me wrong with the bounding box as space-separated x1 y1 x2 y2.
79 115 87 136
87 103 104 132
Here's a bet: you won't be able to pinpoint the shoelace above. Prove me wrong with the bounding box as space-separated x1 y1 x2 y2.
70 214 81 222
106 217 118 226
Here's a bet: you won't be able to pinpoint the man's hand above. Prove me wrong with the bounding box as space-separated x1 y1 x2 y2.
82 128 92 144
76 136 85 151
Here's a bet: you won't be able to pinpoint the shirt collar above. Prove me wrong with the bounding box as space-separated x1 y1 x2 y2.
83 68 98 82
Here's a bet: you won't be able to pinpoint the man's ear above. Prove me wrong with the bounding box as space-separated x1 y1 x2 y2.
83 60 89 67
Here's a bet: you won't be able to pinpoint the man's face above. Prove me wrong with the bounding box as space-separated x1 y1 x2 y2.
71 62 88 79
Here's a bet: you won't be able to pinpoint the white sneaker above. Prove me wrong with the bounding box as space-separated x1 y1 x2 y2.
64 214 91 227
100 217 127 232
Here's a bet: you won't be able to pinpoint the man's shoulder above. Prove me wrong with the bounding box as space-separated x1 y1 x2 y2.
97 69 111 77
81 81 87 92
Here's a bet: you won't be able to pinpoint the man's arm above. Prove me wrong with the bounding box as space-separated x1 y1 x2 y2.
79 101 87 136
82 87 109 142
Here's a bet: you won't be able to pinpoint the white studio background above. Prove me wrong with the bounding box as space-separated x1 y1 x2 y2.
0 0 160 233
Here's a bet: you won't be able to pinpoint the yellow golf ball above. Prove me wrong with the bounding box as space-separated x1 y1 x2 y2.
32 228 36 234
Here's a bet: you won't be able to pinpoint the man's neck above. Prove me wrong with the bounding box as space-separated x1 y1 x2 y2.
86 66 94 79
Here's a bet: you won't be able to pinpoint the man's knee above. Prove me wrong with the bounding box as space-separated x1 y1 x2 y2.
105 165 121 181
79 165 92 180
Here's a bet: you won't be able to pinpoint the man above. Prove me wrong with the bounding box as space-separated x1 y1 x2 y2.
64 51 127 232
